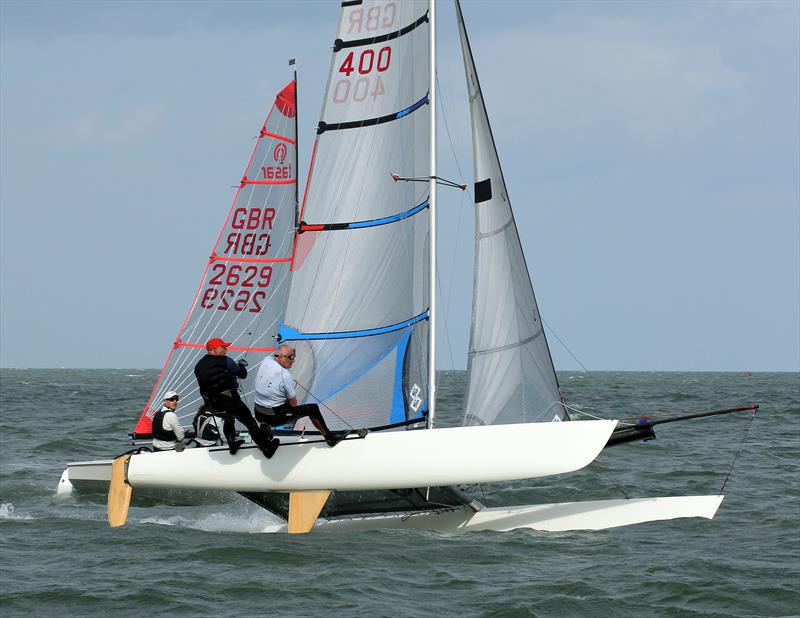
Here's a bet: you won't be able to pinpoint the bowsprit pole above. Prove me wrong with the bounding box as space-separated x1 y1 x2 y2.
605 405 759 448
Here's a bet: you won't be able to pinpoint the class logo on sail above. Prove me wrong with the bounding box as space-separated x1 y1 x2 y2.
261 142 292 180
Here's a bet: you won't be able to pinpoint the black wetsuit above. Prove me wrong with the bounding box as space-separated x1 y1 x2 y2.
193 354 276 455
254 401 326 430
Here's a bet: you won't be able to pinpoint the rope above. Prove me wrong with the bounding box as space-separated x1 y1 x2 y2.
719 408 757 495
561 402 609 421
542 319 589 372
434 72 469 372
436 268 458 373
293 379 357 431
592 456 632 500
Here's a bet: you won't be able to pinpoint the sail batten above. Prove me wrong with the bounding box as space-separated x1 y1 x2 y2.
469 329 545 358
300 197 428 232
317 93 429 134
333 11 429 51
281 310 429 342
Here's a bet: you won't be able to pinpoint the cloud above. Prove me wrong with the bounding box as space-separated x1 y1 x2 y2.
49 101 169 149
474 17 744 147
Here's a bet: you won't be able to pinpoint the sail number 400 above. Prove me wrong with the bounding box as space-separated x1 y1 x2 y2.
201 264 272 313
338 47 391 77
333 47 391 104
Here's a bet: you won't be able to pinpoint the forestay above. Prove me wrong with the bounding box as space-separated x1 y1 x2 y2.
133 82 298 436
282 0 431 432
455 1 568 426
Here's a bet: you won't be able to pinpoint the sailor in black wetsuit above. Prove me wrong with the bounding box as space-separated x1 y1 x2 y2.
193 337 279 458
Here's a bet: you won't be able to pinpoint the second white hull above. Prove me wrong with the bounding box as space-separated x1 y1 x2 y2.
270 495 725 534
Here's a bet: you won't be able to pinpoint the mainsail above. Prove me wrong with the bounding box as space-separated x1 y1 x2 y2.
133 82 298 436
455 1 568 426
281 0 432 432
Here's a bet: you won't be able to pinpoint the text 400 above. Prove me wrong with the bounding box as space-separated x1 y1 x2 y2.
338 47 391 76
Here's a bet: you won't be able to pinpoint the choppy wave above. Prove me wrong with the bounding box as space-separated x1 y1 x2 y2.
0 369 797 617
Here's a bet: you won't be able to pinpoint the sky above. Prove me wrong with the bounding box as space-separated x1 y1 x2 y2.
1 0 798 371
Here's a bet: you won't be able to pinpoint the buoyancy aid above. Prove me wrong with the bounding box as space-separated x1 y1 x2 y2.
194 355 234 398
152 409 178 442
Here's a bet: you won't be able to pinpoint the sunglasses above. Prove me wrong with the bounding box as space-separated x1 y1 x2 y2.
166 396 180 402
277 354 296 360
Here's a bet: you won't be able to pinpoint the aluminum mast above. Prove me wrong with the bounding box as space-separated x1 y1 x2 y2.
427 0 437 429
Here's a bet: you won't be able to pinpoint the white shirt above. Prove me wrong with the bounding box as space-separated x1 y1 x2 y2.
254 356 296 408
152 407 185 450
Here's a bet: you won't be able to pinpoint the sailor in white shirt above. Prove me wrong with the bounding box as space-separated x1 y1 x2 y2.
254 345 345 447
151 390 186 451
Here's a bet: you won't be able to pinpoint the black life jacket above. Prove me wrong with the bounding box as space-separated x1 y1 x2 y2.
152 409 178 442
194 354 234 398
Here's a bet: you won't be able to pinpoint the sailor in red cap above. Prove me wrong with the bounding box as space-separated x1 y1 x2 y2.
193 337 279 458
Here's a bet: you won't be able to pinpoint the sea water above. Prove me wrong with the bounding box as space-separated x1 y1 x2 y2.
0 369 797 617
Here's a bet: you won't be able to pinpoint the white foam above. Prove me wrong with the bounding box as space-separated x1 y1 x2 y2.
0 503 34 520
138 508 283 534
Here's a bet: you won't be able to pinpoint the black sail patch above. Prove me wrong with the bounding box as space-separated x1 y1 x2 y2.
474 178 492 203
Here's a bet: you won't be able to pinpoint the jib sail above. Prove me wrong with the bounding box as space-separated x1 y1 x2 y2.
455 0 568 426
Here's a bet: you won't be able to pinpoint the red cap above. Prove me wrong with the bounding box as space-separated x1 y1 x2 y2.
206 337 232 350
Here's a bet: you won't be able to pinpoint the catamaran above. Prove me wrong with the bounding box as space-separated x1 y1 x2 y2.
59 0 757 534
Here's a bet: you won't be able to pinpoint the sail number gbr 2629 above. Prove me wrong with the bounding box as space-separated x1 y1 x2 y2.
333 46 392 104
200 264 272 313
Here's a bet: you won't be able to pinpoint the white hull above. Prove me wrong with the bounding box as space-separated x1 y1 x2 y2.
126 420 617 493
58 460 232 506
270 495 725 534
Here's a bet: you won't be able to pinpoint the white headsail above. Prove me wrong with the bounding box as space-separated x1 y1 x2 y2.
455 1 568 426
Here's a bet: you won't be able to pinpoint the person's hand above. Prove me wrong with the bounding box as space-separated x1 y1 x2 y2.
175 441 186 452
237 359 249 368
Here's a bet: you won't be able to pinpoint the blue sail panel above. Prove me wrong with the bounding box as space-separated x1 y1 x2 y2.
284 320 428 432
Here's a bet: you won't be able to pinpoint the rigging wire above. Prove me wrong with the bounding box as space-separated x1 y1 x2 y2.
435 73 469 185
434 72 470 372
293 379 357 431
436 271 458 374
543 319 589 372
719 408 757 495
593 456 632 500
436 72 589 376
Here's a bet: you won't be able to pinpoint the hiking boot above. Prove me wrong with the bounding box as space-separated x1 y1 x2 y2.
228 439 245 456
261 438 280 459
325 431 347 447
